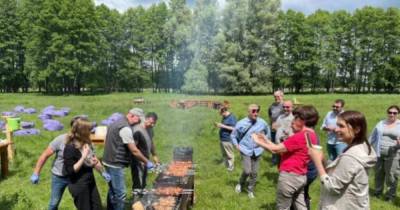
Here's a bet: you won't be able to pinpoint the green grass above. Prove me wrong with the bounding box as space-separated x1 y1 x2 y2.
0 93 399 209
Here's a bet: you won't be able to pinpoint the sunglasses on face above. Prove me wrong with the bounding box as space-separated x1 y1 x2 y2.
332 105 341 109
283 106 291 109
251 109 260 114
388 111 398 115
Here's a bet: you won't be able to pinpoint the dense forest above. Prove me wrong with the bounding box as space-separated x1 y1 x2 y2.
1 0 400 94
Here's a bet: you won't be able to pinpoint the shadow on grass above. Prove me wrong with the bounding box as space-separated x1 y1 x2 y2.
369 188 400 207
260 202 276 210
213 158 224 165
262 171 279 184
0 192 18 209
225 179 238 187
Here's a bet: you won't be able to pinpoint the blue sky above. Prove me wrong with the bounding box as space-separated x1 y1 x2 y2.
95 0 400 14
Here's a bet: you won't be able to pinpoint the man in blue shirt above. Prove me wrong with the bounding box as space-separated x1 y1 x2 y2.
231 104 271 199
215 106 237 171
321 99 347 161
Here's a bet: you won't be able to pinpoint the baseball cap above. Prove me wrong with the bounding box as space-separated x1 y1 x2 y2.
129 108 145 123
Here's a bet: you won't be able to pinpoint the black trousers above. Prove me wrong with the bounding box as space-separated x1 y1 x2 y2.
68 180 102 210
131 160 148 192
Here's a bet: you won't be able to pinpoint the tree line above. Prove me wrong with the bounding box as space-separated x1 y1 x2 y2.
1 0 399 94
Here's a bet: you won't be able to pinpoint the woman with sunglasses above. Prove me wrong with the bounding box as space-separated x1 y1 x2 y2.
369 105 400 202
309 111 376 209
252 105 319 209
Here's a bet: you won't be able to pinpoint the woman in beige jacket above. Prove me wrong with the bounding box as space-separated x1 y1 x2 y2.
309 111 377 210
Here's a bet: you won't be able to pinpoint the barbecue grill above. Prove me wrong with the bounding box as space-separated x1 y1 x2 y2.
132 147 194 210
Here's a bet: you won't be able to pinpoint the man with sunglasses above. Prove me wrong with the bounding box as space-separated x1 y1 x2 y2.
321 99 347 161
231 104 270 199
269 90 284 165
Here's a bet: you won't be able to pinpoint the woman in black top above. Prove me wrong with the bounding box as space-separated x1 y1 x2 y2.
63 118 107 210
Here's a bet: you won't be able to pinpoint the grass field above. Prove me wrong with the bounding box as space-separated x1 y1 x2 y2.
0 93 400 210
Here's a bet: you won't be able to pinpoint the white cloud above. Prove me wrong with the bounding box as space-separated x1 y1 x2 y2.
281 0 400 15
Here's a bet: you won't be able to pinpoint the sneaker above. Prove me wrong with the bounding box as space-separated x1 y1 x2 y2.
248 192 255 199
227 165 234 172
235 184 241 193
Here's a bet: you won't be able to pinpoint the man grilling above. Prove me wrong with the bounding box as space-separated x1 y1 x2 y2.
131 112 160 200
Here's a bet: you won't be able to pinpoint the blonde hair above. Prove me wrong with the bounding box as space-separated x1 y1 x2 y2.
65 118 92 147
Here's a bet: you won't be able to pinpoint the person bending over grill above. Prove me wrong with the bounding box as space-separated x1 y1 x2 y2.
102 108 154 210
131 112 160 199
231 104 270 199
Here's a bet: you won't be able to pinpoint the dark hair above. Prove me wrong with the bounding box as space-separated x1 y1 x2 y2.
70 115 89 127
386 105 400 113
146 112 158 121
339 111 371 155
292 105 319 127
219 107 228 114
335 99 345 107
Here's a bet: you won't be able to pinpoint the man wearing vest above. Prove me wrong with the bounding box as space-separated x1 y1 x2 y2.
131 112 159 200
102 108 154 210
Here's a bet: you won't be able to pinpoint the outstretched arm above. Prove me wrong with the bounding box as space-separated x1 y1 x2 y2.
33 147 54 175
252 133 287 154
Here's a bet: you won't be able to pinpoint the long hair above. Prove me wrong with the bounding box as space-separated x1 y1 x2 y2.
65 118 92 147
339 111 372 155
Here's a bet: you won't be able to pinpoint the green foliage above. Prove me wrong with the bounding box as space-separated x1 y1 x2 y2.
217 0 280 94
0 0 25 92
1 2 400 94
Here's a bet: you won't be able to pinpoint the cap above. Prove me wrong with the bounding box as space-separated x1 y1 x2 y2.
129 108 145 124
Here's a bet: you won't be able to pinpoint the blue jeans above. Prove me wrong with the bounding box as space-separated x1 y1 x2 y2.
106 166 126 210
49 174 69 210
327 142 347 161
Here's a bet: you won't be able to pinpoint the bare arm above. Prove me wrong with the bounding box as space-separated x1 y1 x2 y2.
216 123 235 131
150 143 160 164
33 147 54 175
308 148 327 176
92 156 105 173
127 143 148 163
72 144 89 172
252 133 288 154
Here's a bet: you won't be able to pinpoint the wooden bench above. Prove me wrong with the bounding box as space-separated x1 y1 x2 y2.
90 134 105 145
0 141 10 178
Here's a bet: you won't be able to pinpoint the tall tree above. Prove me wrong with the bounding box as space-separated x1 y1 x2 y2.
182 0 219 93
0 0 25 92
145 3 169 92
93 5 123 92
163 0 192 92
218 0 280 94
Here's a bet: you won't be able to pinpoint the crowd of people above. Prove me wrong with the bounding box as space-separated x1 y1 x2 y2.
31 108 158 210
28 92 399 210
215 91 400 209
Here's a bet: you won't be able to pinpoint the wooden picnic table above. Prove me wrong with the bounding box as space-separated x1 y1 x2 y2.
0 141 10 178
90 134 105 145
